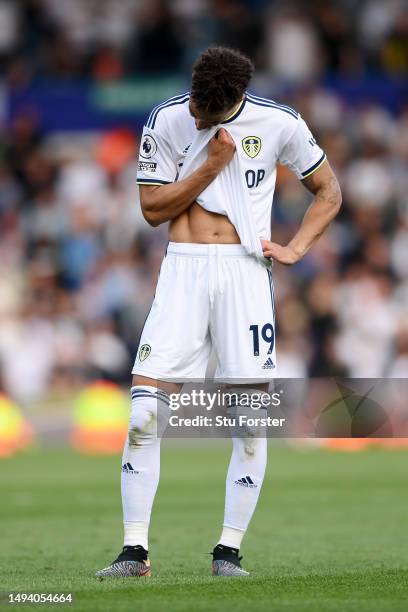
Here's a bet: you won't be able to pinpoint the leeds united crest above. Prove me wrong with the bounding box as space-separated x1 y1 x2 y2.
242 136 261 158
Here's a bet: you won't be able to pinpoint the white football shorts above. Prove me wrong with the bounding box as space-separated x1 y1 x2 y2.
132 242 276 381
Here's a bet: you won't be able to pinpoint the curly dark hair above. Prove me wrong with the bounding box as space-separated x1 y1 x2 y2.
191 47 254 115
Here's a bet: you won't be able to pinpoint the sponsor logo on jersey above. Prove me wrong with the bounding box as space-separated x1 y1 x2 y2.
138 344 151 362
140 135 157 159
242 136 261 158
138 161 157 172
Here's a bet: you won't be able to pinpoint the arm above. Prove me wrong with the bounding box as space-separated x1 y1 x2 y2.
261 160 342 264
140 128 235 227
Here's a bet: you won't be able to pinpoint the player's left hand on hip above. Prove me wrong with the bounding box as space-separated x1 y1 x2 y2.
261 240 300 265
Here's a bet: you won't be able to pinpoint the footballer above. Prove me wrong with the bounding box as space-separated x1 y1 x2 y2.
96 47 341 578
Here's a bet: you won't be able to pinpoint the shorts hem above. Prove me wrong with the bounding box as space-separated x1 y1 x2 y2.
132 368 276 382
132 368 172 379
215 376 276 383
132 368 206 382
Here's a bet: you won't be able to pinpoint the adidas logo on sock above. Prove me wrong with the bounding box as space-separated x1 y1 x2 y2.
121 462 139 474
235 475 257 488
262 357 275 369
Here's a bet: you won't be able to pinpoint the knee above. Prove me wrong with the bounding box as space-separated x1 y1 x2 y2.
128 402 157 448
233 435 267 462
128 387 170 448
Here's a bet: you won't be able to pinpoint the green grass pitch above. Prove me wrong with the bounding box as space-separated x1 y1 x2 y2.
0 443 407 611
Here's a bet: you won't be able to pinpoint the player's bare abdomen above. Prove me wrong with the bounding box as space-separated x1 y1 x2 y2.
169 201 240 244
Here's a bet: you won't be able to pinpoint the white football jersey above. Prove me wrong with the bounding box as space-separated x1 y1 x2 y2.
136 92 326 239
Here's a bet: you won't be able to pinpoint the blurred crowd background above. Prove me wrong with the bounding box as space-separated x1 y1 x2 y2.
0 0 407 404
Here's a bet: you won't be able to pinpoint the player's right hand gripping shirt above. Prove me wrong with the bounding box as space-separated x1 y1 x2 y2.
137 92 326 240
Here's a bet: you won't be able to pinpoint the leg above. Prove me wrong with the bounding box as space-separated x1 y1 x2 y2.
121 375 180 550
124 250 211 549
212 385 267 575
96 246 211 577
218 385 268 551
210 251 276 575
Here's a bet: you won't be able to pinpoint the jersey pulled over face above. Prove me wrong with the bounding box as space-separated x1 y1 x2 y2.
136 92 326 239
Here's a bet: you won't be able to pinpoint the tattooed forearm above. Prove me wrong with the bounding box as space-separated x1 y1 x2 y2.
287 161 342 258
314 175 342 208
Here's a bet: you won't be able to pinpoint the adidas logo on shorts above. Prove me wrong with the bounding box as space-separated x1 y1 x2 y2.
235 476 257 488
262 357 275 369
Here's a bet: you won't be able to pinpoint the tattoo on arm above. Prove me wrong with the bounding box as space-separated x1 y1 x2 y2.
314 176 342 207
301 161 342 209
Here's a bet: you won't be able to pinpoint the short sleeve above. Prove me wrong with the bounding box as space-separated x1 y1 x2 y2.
136 119 177 186
278 116 326 180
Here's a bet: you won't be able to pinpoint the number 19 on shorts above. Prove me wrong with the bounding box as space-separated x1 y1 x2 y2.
249 323 275 356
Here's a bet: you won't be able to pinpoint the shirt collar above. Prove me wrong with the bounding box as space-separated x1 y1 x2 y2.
222 94 247 124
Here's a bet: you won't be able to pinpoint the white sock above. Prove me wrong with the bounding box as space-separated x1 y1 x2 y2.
123 521 149 551
218 433 267 549
218 525 245 549
121 385 169 551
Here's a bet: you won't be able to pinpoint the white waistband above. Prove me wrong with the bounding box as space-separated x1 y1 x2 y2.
166 242 248 257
